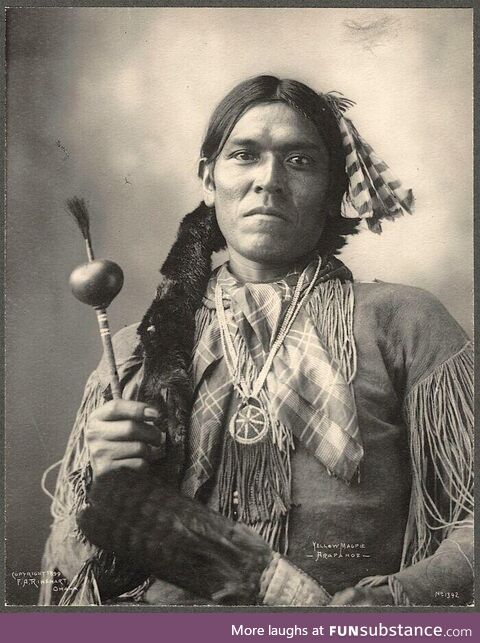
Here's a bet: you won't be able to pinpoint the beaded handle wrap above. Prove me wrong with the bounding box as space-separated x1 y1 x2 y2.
94 306 121 399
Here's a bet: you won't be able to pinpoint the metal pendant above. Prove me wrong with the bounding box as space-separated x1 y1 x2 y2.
229 397 269 445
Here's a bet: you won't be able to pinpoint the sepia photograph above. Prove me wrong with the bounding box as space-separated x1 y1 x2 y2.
5 6 473 608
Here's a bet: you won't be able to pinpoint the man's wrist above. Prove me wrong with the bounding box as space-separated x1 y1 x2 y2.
259 554 331 606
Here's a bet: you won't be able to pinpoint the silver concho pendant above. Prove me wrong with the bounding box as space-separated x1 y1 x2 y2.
229 397 269 445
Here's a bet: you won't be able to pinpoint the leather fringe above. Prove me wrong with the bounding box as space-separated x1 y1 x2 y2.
400 341 474 567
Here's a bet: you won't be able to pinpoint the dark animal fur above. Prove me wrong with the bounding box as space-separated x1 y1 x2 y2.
137 203 225 480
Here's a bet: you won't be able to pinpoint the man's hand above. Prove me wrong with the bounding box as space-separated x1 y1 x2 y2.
86 400 165 479
329 585 394 606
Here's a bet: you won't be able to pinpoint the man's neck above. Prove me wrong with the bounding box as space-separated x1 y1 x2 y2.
227 247 312 283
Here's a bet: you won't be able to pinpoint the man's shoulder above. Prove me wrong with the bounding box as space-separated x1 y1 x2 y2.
352 280 468 371
96 323 143 388
352 280 452 323
110 322 142 359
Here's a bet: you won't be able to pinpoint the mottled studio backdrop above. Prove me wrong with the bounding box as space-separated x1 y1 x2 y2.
5 8 472 604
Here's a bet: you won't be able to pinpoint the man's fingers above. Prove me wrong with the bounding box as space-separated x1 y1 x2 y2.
93 399 161 423
88 401 167 480
110 441 163 462
108 458 150 473
90 419 165 446
92 440 163 462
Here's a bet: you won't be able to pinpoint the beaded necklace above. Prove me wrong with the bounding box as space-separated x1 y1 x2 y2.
214 257 322 445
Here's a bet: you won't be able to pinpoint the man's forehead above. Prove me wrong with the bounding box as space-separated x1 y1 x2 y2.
224 102 326 150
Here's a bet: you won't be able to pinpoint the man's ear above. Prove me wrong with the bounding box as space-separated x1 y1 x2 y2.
198 158 215 207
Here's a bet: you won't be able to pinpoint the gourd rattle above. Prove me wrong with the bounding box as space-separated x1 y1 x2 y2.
66 197 124 399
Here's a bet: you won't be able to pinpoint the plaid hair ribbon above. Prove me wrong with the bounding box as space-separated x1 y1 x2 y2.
324 92 414 233
181 257 364 517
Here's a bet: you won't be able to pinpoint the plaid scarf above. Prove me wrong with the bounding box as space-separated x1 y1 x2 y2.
181 256 363 550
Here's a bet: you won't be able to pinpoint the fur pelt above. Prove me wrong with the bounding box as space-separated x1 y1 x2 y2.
137 202 225 481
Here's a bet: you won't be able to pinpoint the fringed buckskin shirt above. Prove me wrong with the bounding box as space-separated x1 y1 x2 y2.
40 266 473 607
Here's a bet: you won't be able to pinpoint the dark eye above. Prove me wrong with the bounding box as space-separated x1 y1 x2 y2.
232 151 257 162
287 154 314 167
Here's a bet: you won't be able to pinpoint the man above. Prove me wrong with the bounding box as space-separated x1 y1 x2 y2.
40 76 473 607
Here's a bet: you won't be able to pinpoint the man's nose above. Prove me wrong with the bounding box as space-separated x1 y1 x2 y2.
253 155 285 194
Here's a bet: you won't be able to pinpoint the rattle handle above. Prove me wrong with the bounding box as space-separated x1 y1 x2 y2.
94 307 122 399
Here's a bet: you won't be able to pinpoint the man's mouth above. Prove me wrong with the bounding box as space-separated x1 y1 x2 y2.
244 207 287 220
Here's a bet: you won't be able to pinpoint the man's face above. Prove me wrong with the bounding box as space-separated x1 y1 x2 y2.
201 102 330 266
